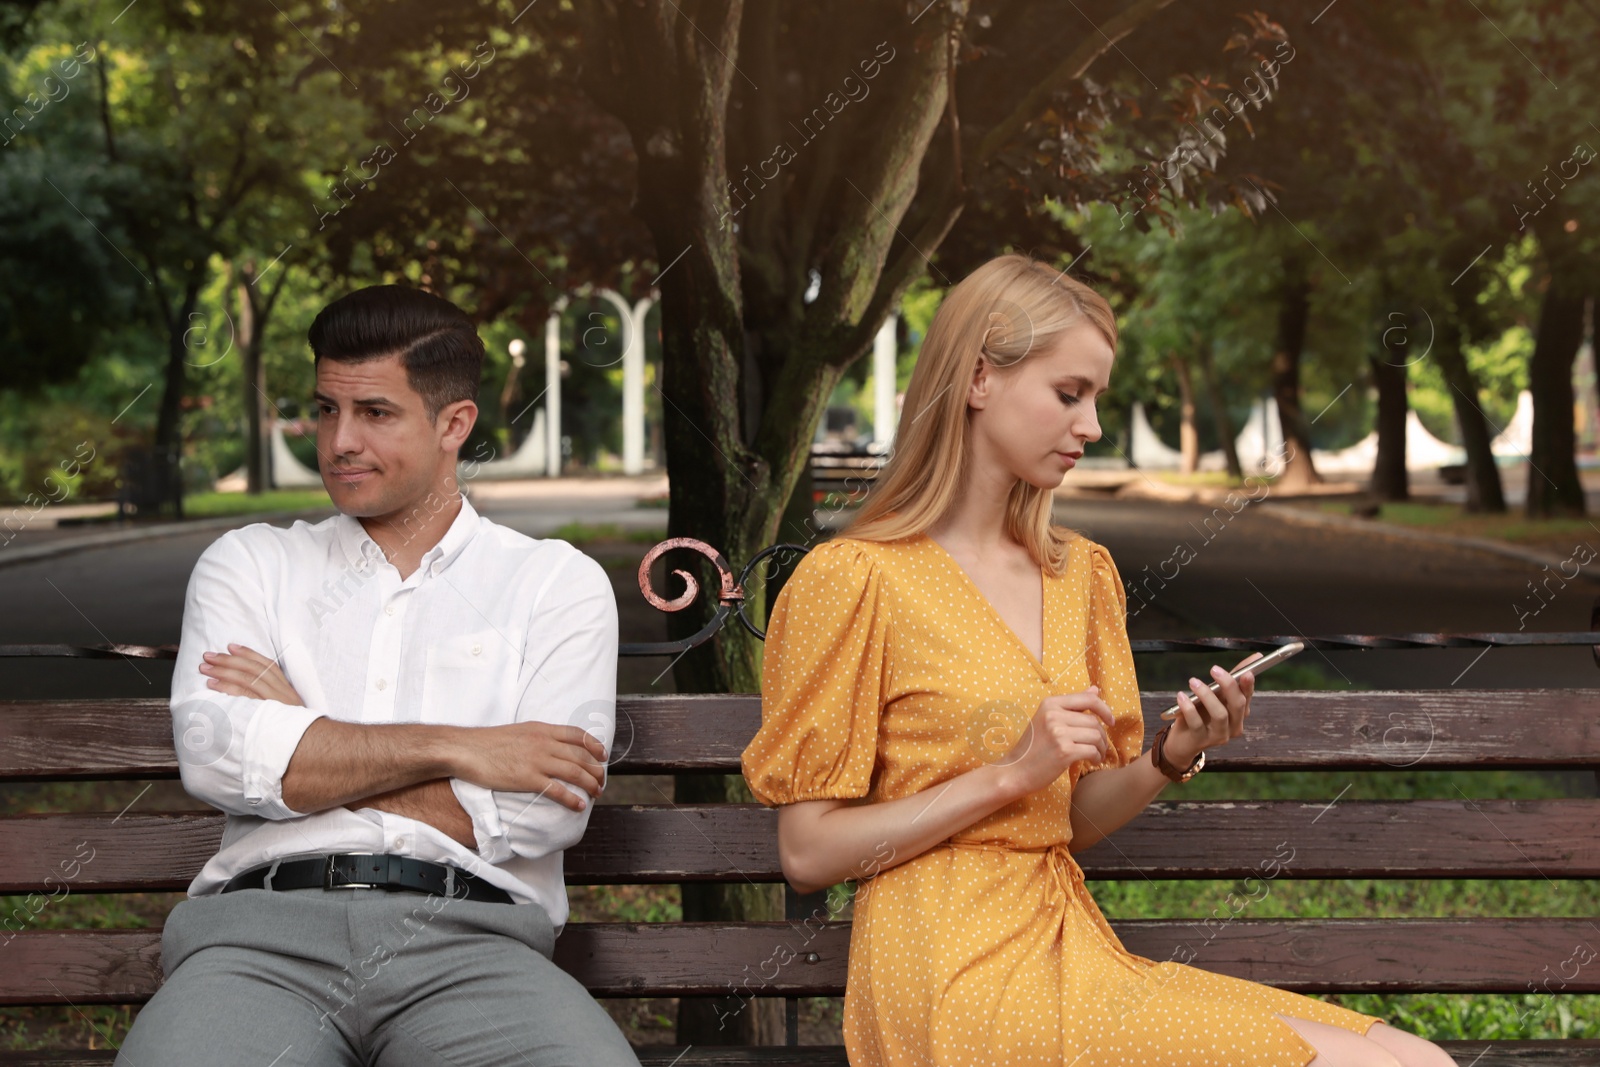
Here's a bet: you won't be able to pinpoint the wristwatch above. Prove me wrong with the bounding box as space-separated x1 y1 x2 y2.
1151 724 1205 783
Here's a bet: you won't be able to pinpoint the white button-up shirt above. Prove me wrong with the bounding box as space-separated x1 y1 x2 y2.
170 493 618 934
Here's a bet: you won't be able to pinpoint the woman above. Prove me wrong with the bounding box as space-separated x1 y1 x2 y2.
741 254 1454 1066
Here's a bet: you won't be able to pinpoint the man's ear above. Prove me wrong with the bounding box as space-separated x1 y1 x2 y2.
438 400 478 453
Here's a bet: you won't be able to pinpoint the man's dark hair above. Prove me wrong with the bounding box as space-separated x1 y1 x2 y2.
308 285 484 422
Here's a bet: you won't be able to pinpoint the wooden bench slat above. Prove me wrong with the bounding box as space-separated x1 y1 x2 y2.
4 800 1596 891
5 1044 1600 1066
4 919 1597 1004
8 1047 1600 1067
4 690 1600 780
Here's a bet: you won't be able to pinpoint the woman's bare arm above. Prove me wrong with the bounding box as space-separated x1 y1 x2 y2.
777 689 1116 894
1066 748 1173 852
1069 661 1256 851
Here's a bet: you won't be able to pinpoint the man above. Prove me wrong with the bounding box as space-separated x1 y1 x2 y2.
117 285 642 1066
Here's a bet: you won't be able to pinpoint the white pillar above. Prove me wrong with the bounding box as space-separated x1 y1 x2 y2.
872 314 898 448
594 288 656 475
624 295 654 473
545 302 564 478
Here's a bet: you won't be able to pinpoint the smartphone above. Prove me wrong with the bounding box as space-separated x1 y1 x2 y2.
1158 640 1305 720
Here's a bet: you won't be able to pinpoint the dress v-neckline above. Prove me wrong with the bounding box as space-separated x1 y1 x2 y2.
919 533 1051 679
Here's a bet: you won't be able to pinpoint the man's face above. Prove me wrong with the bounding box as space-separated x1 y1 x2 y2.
312 353 474 520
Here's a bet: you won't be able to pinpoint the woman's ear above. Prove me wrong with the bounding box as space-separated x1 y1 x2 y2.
967 356 991 410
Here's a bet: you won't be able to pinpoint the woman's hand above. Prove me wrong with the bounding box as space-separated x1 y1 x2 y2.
993 688 1116 799
199 644 305 706
1165 653 1260 766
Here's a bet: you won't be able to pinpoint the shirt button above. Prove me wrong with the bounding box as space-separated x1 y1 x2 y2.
385 604 396 616
376 678 388 690
471 643 482 656
393 836 407 849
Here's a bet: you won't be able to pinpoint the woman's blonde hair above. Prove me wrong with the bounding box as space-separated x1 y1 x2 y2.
840 253 1118 577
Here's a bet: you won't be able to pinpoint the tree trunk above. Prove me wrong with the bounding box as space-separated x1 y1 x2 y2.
236 266 268 495
1269 267 1321 491
1367 307 1409 502
1169 353 1198 474
153 281 203 455
1195 338 1240 479
578 0 1173 1044
1433 314 1506 513
1525 285 1587 518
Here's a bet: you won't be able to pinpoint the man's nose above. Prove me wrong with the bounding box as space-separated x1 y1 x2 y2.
323 412 363 458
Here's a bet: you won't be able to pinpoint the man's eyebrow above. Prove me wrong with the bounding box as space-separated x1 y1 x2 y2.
313 392 399 407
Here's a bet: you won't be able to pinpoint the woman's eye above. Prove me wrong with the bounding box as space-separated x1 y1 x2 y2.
1057 391 1078 406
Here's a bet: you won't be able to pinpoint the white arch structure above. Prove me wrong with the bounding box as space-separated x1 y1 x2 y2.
1126 390 1538 474
476 287 657 480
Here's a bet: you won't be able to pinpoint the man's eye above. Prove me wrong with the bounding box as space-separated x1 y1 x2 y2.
369 409 387 418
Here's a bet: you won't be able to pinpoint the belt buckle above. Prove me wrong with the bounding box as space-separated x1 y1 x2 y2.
324 853 384 891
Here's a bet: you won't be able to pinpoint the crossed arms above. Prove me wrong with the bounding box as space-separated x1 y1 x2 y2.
171 531 617 863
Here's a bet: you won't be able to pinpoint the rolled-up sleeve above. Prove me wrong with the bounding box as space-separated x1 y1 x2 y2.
171 530 326 820
449 548 618 864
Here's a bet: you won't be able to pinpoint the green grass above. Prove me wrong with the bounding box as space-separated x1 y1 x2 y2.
181 488 334 518
545 521 667 546
1313 499 1600 549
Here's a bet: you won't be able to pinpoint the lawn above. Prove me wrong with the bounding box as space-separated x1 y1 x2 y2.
1312 499 1600 559
181 488 334 518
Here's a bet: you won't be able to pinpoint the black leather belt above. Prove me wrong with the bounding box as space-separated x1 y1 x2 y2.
221 853 514 905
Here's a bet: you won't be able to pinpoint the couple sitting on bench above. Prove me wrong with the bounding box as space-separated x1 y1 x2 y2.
122 259 1455 1066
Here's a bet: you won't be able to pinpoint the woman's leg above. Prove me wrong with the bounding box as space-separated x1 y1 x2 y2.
1362 1021 1459 1066
1275 1014 1404 1067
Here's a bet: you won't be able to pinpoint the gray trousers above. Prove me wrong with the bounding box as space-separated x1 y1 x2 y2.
115 885 642 1067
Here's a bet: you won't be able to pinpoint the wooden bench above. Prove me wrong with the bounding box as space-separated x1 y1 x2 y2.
2 617 1599 1062
808 445 884 506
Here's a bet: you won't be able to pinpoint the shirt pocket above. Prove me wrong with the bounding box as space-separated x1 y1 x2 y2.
420 627 518 723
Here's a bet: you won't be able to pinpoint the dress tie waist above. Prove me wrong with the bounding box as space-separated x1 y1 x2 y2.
940 840 1086 898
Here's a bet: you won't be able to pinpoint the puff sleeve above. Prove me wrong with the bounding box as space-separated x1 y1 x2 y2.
741 539 892 806
1080 541 1145 772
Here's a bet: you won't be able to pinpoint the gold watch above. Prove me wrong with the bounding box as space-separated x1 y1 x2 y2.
1151 724 1205 783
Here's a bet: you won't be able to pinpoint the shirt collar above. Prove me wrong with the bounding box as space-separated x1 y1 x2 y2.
336 493 481 578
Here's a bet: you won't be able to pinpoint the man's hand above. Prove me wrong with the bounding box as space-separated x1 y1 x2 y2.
200 644 304 705
347 779 477 850
450 722 608 812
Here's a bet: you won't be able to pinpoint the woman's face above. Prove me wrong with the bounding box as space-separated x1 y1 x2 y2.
966 322 1113 490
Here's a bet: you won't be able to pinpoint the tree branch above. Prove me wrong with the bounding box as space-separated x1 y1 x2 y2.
975 0 1181 166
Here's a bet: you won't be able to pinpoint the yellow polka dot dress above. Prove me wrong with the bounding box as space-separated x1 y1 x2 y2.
741 532 1384 1066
